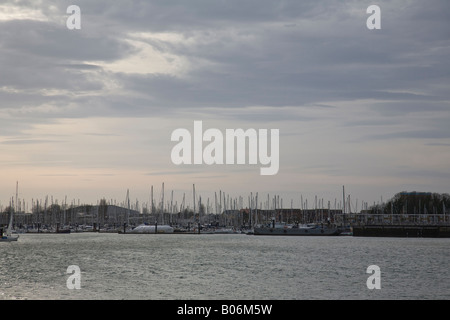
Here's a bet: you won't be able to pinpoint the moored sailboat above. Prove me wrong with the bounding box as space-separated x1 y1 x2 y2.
0 208 19 242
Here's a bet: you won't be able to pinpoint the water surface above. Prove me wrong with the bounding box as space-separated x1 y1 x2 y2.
0 233 448 300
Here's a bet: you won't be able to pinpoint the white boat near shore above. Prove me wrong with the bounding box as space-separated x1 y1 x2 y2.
127 224 174 234
0 231 19 242
0 208 19 242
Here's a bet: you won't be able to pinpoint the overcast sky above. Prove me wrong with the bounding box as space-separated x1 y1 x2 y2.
1 0 449 212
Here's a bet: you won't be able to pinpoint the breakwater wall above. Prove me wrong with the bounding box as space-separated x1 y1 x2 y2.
352 225 450 238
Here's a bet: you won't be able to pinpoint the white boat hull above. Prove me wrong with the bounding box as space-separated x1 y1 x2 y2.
128 224 174 234
0 235 19 242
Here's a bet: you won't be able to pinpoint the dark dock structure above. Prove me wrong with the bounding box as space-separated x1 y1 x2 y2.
352 225 450 238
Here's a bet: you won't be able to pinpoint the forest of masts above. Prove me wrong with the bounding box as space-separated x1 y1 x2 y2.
1 183 449 228
1 183 358 228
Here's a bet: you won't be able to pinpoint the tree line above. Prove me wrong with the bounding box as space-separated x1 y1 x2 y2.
370 192 450 215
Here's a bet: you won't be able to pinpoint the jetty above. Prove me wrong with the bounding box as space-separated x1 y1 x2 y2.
352 225 450 238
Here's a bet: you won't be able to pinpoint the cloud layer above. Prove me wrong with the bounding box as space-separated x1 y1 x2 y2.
0 0 449 207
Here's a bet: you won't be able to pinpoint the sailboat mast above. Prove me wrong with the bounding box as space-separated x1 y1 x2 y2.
126 189 130 226
255 192 258 226
15 181 18 215
193 184 196 215
151 185 154 215
161 182 164 214
170 190 174 215
342 185 346 225
7 197 13 235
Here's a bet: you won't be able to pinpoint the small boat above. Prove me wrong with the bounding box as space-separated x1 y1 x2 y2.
0 235 19 242
1 183 20 242
0 228 19 242
339 226 353 236
0 210 19 242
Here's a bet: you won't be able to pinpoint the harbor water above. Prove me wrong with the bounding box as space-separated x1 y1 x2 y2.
0 233 448 300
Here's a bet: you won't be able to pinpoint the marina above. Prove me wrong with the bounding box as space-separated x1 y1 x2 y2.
2 185 450 238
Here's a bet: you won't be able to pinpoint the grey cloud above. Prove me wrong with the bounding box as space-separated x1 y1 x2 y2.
0 0 449 207
72 0 339 32
370 101 450 117
0 18 133 99
60 63 102 70
110 3 448 115
1 139 63 145
425 143 450 147
1 0 449 123
366 129 450 141
0 20 132 61
389 167 450 180
0 2 448 127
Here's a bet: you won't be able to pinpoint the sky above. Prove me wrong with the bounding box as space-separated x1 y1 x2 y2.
0 0 449 212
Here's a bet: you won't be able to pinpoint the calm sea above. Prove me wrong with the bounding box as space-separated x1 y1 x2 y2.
0 233 448 300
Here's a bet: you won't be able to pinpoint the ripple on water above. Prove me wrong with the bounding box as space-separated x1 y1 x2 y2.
0 234 449 299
